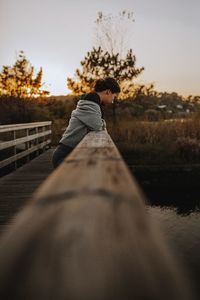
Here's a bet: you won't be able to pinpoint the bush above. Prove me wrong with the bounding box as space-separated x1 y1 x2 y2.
144 109 162 121
174 137 200 162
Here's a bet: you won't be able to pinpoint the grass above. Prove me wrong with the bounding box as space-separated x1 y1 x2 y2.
107 117 200 165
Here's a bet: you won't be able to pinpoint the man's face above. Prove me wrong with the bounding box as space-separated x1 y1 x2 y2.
103 90 117 105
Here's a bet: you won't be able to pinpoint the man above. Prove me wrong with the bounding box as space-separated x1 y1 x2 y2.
52 77 121 169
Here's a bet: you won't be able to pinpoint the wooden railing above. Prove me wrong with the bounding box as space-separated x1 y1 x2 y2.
0 130 196 299
0 121 52 169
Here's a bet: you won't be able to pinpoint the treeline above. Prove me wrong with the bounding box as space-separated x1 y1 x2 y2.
105 92 200 123
0 95 76 124
49 91 200 123
1 91 200 126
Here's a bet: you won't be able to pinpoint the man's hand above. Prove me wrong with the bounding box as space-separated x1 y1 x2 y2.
102 118 107 131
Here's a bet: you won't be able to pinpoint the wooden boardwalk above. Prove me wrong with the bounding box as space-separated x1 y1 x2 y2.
0 148 55 235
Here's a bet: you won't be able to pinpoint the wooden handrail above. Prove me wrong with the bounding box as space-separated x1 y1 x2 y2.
0 130 51 151
0 131 196 299
0 121 52 133
0 121 52 169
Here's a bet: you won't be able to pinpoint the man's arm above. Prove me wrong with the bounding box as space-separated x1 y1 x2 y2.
77 110 105 131
86 117 106 131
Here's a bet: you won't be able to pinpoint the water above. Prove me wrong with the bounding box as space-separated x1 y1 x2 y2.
142 188 200 297
124 160 200 297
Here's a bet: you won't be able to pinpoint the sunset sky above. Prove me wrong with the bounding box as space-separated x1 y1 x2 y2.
1 0 200 97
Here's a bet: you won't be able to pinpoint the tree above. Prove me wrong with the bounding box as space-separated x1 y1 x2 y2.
93 10 135 58
0 50 49 98
67 10 156 100
67 46 145 99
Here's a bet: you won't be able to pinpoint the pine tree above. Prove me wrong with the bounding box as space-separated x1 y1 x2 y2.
67 46 145 99
66 10 156 99
0 51 49 98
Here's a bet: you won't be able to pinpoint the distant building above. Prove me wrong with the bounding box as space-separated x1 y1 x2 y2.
157 105 167 109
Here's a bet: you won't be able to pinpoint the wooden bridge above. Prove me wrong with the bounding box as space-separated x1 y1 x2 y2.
0 121 51 171
0 122 196 300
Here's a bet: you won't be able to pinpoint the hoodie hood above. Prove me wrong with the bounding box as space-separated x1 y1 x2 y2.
71 99 103 130
80 92 104 118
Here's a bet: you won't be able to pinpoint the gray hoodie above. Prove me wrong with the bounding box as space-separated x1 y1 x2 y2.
59 99 107 148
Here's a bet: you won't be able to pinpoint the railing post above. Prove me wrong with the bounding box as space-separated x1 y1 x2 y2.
13 130 17 170
39 125 44 153
25 128 30 163
36 126 39 156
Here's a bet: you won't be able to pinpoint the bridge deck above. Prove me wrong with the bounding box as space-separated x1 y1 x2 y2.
0 148 54 235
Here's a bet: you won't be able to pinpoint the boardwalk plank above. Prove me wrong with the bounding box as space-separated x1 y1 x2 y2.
0 148 54 234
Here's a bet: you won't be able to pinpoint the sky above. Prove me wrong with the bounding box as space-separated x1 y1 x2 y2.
0 0 200 97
